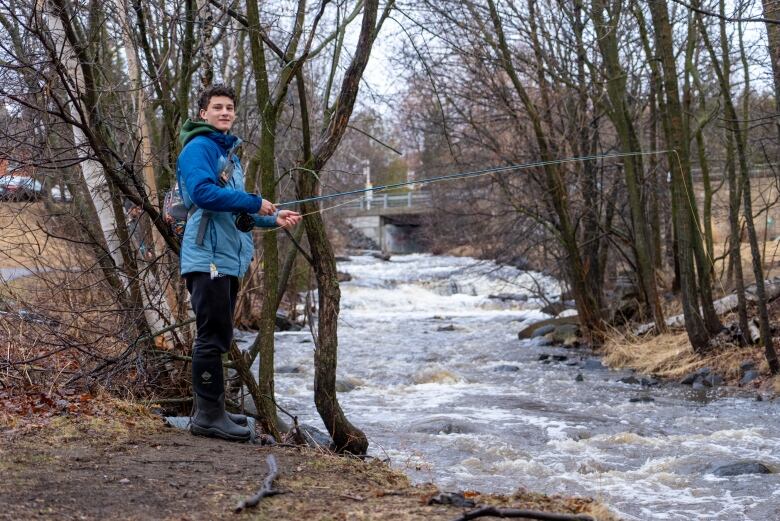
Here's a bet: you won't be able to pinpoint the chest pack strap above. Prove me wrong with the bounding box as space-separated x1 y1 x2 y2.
190 146 239 247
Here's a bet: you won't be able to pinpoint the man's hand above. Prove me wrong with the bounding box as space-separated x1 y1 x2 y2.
259 199 277 216
276 210 302 229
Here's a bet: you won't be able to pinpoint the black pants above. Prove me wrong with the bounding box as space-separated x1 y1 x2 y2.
185 272 239 401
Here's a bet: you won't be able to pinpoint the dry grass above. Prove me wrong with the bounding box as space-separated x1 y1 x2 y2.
601 329 772 385
601 331 697 379
0 202 85 270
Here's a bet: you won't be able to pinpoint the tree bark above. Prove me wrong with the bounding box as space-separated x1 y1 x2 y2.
699 7 778 371
294 0 383 454
647 0 712 351
592 0 666 331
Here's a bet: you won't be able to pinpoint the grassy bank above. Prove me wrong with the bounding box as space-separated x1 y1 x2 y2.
601 330 780 394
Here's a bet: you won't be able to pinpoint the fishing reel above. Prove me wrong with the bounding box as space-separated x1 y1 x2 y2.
234 212 254 232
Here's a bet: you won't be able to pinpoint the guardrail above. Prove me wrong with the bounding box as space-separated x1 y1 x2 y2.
340 191 432 211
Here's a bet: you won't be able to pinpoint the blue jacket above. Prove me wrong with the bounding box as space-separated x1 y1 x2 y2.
176 123 277 277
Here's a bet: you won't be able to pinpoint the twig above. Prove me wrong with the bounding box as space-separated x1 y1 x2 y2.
282 228 314 266
234 454 281 512
450 507 595 521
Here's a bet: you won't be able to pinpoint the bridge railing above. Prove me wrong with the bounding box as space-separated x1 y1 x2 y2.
340 191 432 211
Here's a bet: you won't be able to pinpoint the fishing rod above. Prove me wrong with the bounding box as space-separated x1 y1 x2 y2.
276 150 670 208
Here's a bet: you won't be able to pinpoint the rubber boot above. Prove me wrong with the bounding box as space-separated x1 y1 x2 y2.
191 354 250 442
223 406 248 426
191 399 248 426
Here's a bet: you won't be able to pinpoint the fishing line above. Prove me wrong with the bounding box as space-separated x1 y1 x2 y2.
276 150 673 210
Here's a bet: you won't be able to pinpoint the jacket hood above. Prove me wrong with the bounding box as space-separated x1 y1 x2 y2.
178 120 241 151
179 119 217 147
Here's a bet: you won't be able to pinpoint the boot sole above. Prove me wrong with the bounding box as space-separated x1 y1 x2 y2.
190 423 251 442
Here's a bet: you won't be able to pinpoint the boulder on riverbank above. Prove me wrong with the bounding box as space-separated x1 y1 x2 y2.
518 316 579 340
275 311 302 331
679 367 725 388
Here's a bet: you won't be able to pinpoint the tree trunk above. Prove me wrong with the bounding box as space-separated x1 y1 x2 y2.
39 1 126 279
592 0 665 331
292 0 383 454
243 0 280 436
647 0 711 351
648 79 663 270
114 0 176 342
698 5 779 371
573 0 602 307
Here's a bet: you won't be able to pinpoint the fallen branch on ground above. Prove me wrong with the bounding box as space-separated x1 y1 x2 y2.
450 506 595 521
234 454 281 513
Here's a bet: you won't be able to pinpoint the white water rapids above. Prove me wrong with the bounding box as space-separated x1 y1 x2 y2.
242 253 780 520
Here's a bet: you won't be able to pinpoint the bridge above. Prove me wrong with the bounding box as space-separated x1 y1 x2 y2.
339 191 433 254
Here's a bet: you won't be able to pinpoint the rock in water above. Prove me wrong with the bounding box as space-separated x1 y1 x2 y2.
531 325 555 338
740 360 757 373
740 370 760 386
336 377 363 393
550 324 580 346
411 418 476 435
680 367 712 386
712 461 773 477
276 365 305 374
488 293 529 303
518 316 579 340
702 373 724 387
298 424 334 449
582 358 607 370
412 368 462 384
493 364 520 372
275 311 300 331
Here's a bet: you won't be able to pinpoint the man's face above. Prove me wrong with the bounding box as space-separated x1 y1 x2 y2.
199 95 235 132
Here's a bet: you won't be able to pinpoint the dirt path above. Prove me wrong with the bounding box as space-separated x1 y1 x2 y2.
0 408 615 521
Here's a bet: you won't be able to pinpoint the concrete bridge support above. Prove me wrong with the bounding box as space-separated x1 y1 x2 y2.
347 215 428 254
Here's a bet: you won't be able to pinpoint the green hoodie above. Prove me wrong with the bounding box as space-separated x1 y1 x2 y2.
178 119 222 147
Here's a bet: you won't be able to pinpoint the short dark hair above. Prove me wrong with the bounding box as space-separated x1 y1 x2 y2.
197 84 237 113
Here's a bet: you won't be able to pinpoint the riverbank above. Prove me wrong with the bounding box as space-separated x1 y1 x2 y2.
0 395 616 520
601 330 780 395
516 283 780 396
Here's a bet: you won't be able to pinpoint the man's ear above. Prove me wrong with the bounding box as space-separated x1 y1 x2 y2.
199 108 207 120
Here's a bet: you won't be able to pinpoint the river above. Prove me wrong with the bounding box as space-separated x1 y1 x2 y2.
244 253 780 520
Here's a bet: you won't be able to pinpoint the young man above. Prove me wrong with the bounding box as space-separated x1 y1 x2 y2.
177 85 301 441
